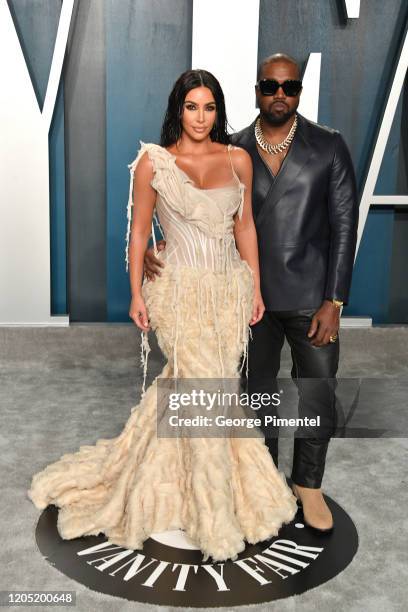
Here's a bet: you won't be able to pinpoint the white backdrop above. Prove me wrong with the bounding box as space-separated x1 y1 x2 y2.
0 0 73 326
1 0 406 325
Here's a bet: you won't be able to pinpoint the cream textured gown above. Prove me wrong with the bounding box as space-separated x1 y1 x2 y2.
28 142 297 562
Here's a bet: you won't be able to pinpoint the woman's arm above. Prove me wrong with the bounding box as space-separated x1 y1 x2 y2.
128 152 156 330
232 147 264 325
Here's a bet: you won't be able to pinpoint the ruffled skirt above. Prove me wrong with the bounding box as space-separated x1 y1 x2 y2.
28 262 297 562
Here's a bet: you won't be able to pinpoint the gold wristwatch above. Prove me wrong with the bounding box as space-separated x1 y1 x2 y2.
331 299 343 309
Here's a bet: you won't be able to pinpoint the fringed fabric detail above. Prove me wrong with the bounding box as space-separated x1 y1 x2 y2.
170 266 182 379
140 330 151 396
143 262 254 383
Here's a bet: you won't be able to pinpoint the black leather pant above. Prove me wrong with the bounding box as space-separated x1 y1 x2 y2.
245 309 339 488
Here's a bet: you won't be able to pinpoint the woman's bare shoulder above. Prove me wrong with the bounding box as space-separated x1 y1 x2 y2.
137 150 153 167
133 150 155 183
229 145 252 171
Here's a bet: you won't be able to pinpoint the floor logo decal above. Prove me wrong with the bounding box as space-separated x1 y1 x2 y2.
35 496 358 606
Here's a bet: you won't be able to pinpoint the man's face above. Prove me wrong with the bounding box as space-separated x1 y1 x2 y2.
255 61 301 126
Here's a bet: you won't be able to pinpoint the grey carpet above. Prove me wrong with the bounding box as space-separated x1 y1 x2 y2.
0 325 407 611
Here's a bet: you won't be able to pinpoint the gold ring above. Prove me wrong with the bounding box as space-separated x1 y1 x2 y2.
329 335 338 343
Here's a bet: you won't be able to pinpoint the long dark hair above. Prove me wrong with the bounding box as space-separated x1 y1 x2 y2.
160 69 230 147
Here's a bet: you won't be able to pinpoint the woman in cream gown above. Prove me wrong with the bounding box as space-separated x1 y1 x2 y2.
28 69 297 563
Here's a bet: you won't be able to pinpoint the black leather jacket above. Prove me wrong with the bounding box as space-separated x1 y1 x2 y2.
230 112 359 310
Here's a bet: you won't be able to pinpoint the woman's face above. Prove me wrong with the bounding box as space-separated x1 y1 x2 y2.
181 86 217 141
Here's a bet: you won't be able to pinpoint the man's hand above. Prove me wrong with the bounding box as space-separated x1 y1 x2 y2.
144 239 166 281
307 300 340 346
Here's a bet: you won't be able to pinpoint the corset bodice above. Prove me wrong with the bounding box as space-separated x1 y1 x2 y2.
125 142 246 273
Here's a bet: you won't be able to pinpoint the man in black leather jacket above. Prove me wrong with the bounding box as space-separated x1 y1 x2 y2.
230 53 359 532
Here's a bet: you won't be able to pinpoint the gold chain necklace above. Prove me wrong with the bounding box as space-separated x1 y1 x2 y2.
255 114 298 155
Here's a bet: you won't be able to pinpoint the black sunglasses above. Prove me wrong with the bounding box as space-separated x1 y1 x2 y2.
256 79 302 97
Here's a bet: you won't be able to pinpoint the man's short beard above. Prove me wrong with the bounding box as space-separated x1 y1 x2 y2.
261 107 296 126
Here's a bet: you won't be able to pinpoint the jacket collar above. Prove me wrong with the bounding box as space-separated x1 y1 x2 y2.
241 113 315 223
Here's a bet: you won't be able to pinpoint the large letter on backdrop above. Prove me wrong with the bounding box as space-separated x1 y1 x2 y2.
357 23 408 252
0 0 74 325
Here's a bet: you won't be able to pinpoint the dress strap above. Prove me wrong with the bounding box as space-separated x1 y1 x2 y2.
227 144 245 220
227 144 240 183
